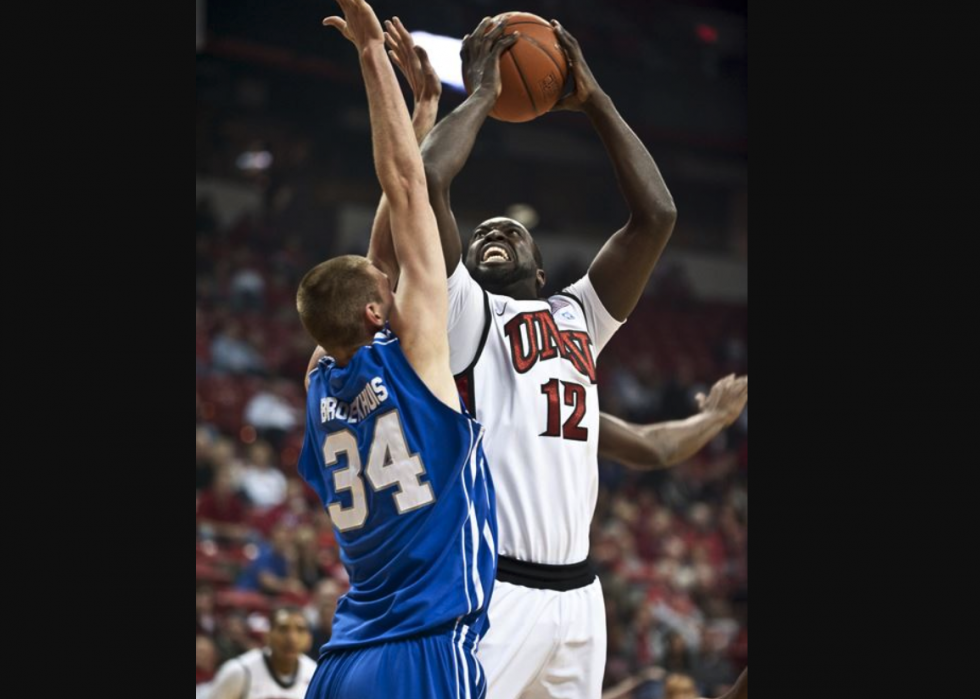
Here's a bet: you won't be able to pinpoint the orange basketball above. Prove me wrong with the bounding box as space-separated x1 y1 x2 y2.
468 12 569 123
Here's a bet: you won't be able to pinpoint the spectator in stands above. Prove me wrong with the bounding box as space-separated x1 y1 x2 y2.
211 321 266 375
239 440 287 511
243 379 299 451
198 465 252 542
205 606 315 699
664 672 698 699
197 634 219 687
236 523 306 596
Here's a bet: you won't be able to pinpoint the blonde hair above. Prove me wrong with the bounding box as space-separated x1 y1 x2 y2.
297 255 382 350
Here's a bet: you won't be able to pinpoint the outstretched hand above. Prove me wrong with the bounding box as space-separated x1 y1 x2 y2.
384 17 441 104
461 17 520 98
550 20 604 112
322 0 384 50
695 374 748 426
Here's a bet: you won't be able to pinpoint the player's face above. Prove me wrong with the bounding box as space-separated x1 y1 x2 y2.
465 217 539 293
268 611 313 660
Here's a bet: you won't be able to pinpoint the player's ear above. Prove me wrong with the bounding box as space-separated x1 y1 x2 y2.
536 268 547 293
365 302 385 329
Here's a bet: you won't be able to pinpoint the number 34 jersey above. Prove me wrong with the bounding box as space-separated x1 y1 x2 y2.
298 328 497 653
447 263 625 567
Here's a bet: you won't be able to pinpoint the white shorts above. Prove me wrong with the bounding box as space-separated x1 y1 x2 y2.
478 578 606 699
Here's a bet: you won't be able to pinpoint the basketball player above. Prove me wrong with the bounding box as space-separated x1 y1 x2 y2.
311 20 746 478
205 606 316 699
306 19 744 697
419 17 678 699
295 1 500 696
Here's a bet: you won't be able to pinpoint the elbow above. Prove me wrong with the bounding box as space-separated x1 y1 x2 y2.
661 197 678 226
404 173 429 199
423 162 448 195
619 444 669 470
638 437 675 469
382 172 429 209
635 196 678 232
643 447 670 469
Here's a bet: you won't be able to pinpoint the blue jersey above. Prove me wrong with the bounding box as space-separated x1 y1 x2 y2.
298 329 497 654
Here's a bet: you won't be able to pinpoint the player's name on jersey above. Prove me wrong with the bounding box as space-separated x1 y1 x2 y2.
320 377 390 424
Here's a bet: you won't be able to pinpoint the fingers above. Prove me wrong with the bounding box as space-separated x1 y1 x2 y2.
485 19 507 43
383 19 404 50
551 19 574 42
416 46 439 87
465 16 497 55
472 16 494 37
491 31 519 56
385 18 423 83
392 16 412 44
550 19 581 58
727 376 747 391
322 16 348 33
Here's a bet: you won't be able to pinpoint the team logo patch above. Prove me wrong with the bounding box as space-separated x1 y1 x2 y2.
549 297 578 322
549 297 572 313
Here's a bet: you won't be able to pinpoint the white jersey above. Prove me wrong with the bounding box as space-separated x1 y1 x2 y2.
205 648 316 699
448 262 623 564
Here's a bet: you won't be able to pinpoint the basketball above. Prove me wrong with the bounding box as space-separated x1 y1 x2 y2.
468 12 569 123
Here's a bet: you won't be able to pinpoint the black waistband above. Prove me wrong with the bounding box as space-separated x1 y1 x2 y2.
496 555 596 591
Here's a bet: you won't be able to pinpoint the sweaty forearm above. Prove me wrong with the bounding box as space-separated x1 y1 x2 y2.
421 87 496 185
599 410 728 470
583 94 675 226
638 410 728 467
367 103 442 284
359 45 426 200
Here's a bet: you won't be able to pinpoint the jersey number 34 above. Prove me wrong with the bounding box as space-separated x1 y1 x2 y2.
321 411 435 531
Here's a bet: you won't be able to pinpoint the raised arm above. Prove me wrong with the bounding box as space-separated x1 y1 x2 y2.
323 0 456 409
551 21 677 321
420 19 518 274
598 375 747 469
323 2 424 223
366 17 443 287
306 17 441 389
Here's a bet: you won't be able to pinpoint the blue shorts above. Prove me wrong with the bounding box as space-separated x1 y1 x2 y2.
308 630 485 699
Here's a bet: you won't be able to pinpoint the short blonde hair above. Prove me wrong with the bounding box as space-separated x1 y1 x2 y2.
297 255 382 349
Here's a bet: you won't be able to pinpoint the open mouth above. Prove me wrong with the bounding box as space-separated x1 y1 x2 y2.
480 243 513 265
